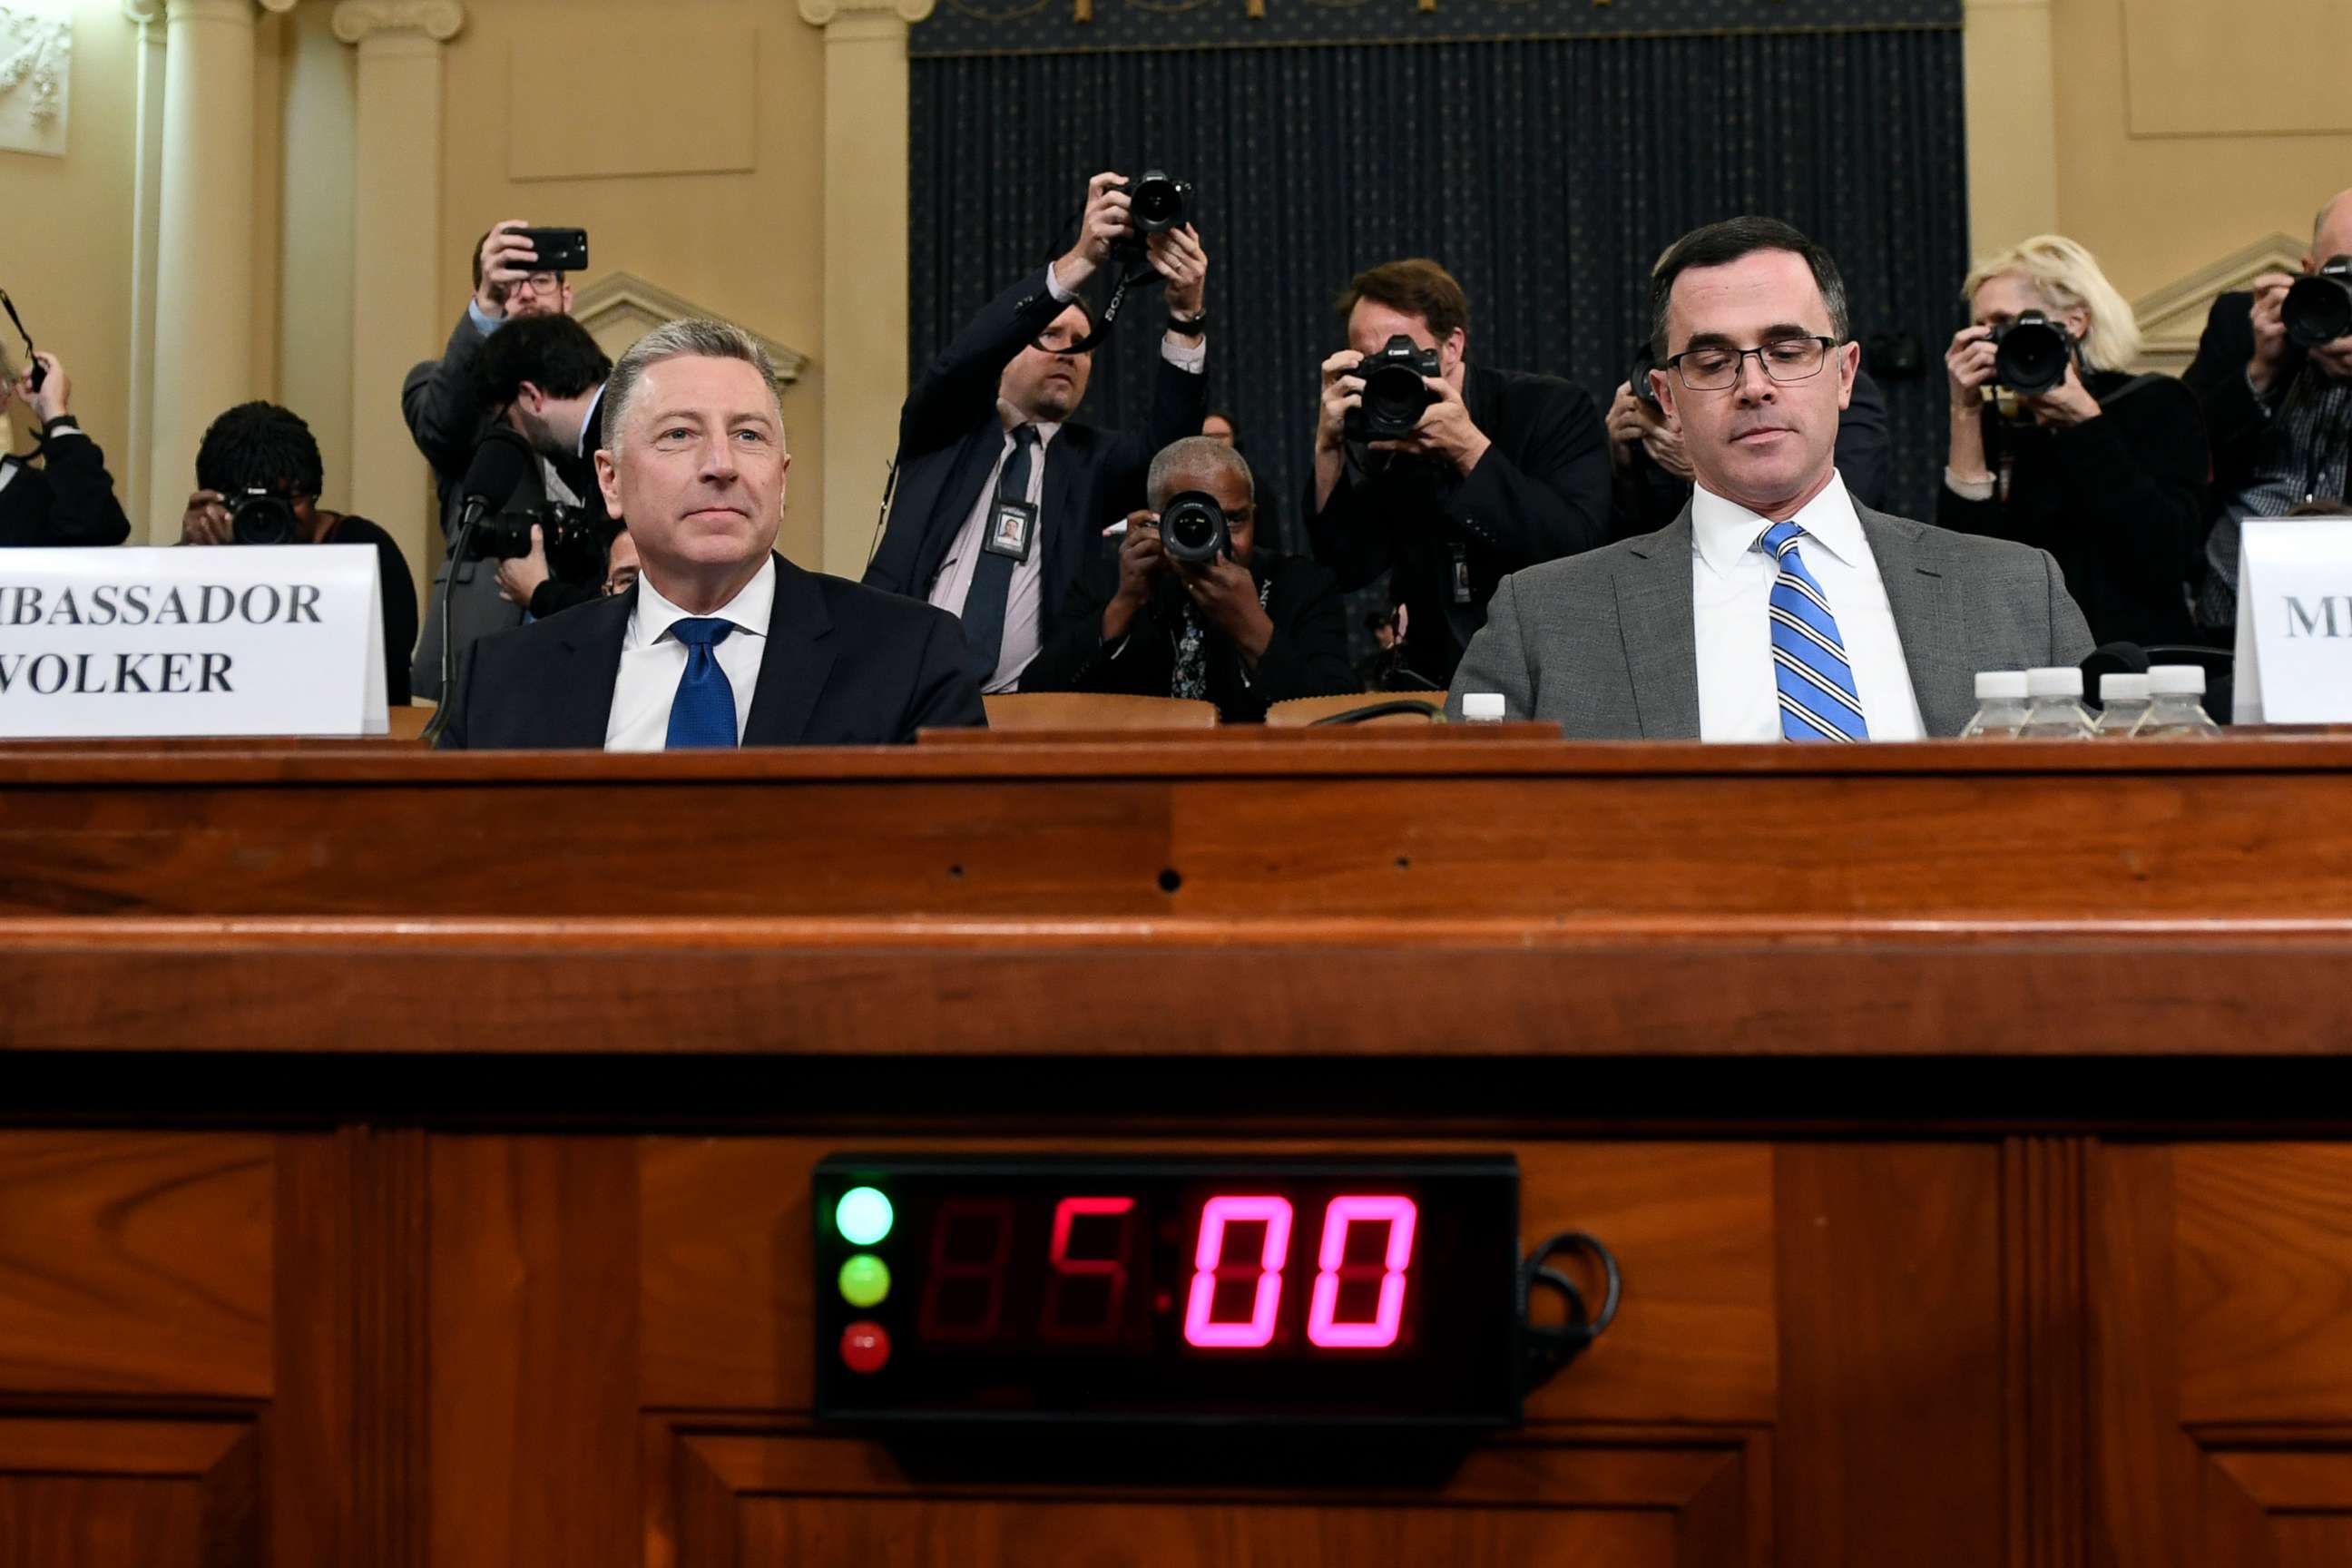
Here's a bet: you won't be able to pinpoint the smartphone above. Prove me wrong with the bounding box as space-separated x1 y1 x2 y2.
515 227 589 275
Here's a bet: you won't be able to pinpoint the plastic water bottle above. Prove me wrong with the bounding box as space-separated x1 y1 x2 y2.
2017 667 2095 739
1460 692 1507 722
2092 672 2151 738
1958 671 2031 739
2136 665 2223 738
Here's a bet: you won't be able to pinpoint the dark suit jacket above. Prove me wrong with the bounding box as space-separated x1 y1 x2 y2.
1611 368 1895 538
435 554 986 750
0 422 133 548
407 309 517 698
1023 551 1356 722
1447 502 2096 739
2184 290 2317 514
863 269 1210 660
1307 361 1611 688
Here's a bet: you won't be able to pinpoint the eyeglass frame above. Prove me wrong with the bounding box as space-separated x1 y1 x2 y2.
1661 334 1843 392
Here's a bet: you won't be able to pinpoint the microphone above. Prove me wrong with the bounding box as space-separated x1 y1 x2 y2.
423 426 541 746
2078 642 2149 709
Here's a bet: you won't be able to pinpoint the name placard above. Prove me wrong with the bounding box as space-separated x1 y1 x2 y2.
2235 517 2352 725
0 546 387 738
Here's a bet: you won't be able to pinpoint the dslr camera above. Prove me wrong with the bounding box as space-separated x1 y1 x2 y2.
2285 256 2352 350
1345 334 1442 442
1628 340 1662 409
225 487 301 546
468 502 607 586
1119 171 1192 239
1158 490 1231 566
1990 309 2073 397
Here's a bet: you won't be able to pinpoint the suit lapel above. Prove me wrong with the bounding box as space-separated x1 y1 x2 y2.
742 554 837 746
551 590 630 746
915 424 1003 593
1614 513 1701 739
1861 508 1971 736
1041 426 1091 612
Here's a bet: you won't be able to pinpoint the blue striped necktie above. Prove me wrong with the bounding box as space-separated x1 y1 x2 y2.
664 617 739 750
1760 520 1868 743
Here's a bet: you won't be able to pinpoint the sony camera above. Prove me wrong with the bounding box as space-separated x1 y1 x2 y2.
1120 171 1192 237
1991 309 2073 397
1158 490 1231 566
468 502 607 586
1346 334 1442 442
225 487 300 546
2284 256 2352 350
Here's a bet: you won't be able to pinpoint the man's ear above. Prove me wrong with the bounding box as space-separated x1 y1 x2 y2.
1655 363 1680 424
595 449 623 519
1836 338 1860 411
1442 328 1468 373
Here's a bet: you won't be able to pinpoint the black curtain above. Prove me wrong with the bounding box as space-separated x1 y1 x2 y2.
910 31 1967 550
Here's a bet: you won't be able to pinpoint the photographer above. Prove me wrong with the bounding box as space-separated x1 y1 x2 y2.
1941 235 2207 647
0 349 132 548
2185 188 2352 630
866 172 1210 693
405 220 576 696
469 314 616 621
1308 259 1609 688
1024 436 1353 721
178 403 418 705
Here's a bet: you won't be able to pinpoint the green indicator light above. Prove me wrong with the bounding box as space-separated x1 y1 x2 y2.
838 1254 892 1309
836 1186 894 1246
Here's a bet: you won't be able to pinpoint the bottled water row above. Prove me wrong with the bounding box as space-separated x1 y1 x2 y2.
1960 665 2222 740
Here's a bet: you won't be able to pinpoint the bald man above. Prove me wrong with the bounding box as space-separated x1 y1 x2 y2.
1022 436 1356 720
2187 186 2352 628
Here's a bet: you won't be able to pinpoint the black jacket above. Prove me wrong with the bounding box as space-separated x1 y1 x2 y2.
1307 361 1610 687
436 554 985 749
1024 551 1356 722
2183 290 2318 515
1611 368 1895 539
864 269 1209 661
319 514 420 708
1935 370 2209 649
0 421 133 548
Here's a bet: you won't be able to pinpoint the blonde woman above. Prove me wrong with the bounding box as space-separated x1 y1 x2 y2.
0 347 133 548
1941 235 2207 647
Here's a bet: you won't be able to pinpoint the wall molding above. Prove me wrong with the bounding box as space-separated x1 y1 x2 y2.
331 1 466 44
2133 231 2308 375
0 3 70 156
572 270 813 385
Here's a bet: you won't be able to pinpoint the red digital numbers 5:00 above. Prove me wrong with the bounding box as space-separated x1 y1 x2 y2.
915 1193 1418 1351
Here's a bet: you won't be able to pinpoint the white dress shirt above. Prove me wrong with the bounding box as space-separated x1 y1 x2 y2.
926 259 1206 693
1690 472 1925 742
603 555 776 750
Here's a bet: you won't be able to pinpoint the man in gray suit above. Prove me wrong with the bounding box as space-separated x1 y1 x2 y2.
1451 217 2093 740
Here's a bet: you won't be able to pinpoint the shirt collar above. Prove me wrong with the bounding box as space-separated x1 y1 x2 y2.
1690 470 1861 577
576 383 605 459
632 553 777 648
996 399 1063 446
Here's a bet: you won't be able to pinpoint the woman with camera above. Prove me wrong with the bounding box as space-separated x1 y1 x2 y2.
1941 235 2209 648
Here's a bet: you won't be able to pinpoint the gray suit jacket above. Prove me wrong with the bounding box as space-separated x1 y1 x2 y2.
1446 502 2096 739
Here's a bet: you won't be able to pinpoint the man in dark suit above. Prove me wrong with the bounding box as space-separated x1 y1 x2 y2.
0 350 132 549
865 172 1210 694
407 221 577 698
2184 186 2352 629
1450 217 2092 740
1308 258 1612 689
436 318 984 750
468 314 616 621
1024 436 1355 721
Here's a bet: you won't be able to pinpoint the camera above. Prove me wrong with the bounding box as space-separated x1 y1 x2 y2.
1628 341 1661 408
1158 490 1230 566
1120 171 1192 237
1991 310 2073 397
225 487 300 546
2284 256 2352 349
1345 335 1442 442
468 502 607 585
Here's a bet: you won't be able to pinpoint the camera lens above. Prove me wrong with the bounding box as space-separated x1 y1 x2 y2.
228 492 299 546
1993 315 2069 396
1130 172 1185 235
1159 492 1228 565
2284 267 2352 350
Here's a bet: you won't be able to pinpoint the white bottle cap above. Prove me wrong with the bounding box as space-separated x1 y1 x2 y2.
1461 692 1506 721
2100 672 2150 702
2147 664 2207 696
1975 671 2028 701
2025 666 2083 698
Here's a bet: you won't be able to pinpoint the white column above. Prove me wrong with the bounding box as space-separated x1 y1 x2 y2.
145 0 298 534
333 1 464 607
122 1 171 538
799 0 934 576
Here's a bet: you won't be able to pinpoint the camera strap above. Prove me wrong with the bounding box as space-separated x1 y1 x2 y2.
1064 261 1164 357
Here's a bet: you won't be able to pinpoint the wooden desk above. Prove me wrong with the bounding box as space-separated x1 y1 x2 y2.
1 737 2348 1568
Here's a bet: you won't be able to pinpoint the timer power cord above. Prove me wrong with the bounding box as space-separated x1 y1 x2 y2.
1516 1230 1622 1394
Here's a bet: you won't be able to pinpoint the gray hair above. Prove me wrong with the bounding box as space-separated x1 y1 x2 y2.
603 318 784 455
1148 436 1254 511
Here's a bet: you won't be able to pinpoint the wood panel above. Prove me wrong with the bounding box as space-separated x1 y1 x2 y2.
0 1133 272 1397
638 1137 1774 1424
2176 1144 2352 1423
0 1417 258 1568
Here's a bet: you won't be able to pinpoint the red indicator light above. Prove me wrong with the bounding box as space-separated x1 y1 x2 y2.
839 1320 891 1375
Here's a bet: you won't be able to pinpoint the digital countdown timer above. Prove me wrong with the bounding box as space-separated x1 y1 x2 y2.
812 1155 1521 1427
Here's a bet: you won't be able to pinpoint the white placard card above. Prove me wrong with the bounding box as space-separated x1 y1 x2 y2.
2235 517 2352 725
0 546 387 738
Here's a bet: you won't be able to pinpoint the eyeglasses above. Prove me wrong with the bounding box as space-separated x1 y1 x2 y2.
1665 335 1839 392
509 272 564 298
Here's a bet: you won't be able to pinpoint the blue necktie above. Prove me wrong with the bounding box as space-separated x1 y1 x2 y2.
1761 520 1869 743
664 617 738 750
